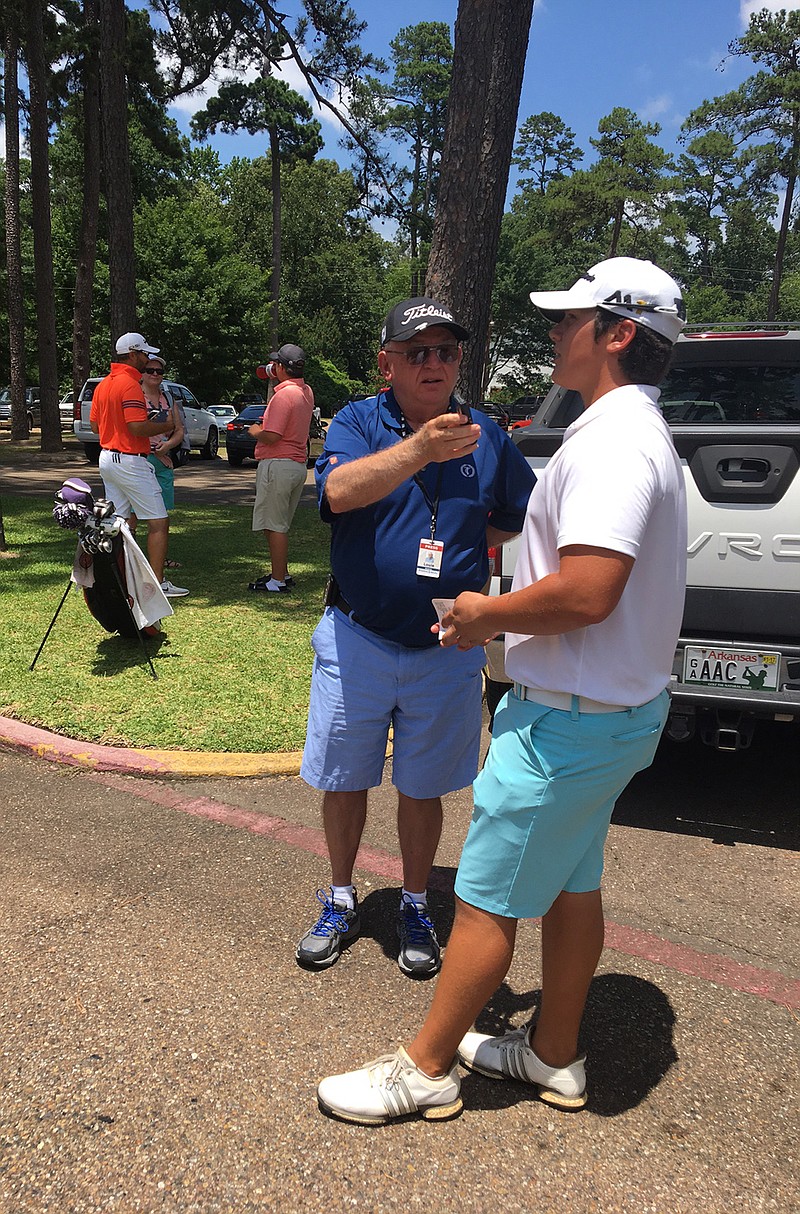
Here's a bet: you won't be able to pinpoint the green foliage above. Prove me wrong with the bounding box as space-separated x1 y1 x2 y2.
304 355 368 416
681 283 742 326
683 8 800 317
134 194 269 401
192 76 322 164
512 112 583 193
11 0 800 423
341 19 452 279
223 157 389 381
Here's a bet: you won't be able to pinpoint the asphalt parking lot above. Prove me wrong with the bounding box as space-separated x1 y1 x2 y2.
1 721 798 1213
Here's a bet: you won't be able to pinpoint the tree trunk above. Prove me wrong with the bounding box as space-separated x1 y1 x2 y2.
98 0 137 343
609 197 624 257
270 124 281 351
73 0 102 407
768 115 799 321
4 10 28 445
25 0 62 452
409 134 422 296
425 0 535 403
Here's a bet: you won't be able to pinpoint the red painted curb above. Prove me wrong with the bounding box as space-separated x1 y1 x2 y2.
92 770 800 1010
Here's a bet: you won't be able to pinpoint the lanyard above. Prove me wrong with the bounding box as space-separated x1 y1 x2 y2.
397 406 444 542
413 466 444 542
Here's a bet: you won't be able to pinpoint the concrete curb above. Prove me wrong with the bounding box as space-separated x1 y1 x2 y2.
0 715 303 778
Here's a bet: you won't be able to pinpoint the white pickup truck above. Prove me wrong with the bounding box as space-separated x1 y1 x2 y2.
485 323 800 751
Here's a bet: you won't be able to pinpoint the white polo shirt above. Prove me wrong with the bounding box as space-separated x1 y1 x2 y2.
505 383 687 706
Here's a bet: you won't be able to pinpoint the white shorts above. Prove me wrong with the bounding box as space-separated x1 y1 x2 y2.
99 449 167 520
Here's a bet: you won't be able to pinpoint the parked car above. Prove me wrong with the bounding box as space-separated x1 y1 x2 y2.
472 401 511 429
74 378 220 463
59 392 75 430
505 395 544 423
207 404 238 429
485 323 800 751
224 404 324 468
0 387 41 431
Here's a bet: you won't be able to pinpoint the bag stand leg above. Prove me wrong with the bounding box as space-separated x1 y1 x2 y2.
30 569 159 681
107 557 159 680
29 578 73 671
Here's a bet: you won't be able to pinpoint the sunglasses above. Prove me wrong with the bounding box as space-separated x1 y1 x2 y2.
386 343 461 366
144 367 164 375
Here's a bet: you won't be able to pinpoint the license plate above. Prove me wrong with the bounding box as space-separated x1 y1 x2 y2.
682 646 780 692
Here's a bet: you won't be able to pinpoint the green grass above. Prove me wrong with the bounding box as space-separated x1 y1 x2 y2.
0 496 331 751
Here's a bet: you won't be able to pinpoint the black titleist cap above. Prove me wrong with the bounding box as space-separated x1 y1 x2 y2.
269 343 306 367
381 298 470 345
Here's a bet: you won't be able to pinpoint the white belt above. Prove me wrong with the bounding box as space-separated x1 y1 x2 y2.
512 682 630 714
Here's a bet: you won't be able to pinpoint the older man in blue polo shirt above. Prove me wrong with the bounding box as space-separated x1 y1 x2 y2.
297 297 535 978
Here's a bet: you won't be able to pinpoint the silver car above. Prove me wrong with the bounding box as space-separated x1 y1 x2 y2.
207 404 238 430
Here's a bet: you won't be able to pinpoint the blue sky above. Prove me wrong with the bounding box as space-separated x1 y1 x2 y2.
168 0 798 200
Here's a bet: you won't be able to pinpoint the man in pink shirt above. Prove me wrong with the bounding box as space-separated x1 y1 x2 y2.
249 344 315 592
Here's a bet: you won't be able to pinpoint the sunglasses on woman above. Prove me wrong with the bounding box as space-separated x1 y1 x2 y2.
144 367 165 375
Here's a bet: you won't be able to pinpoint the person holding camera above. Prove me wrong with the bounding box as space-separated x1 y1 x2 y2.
248 344 315 593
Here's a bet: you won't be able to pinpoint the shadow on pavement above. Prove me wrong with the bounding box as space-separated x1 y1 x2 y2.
467 973 677 1118
613 724 799 851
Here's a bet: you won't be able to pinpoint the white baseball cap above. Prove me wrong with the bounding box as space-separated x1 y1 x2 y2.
530 257 686 343
115 331 160 356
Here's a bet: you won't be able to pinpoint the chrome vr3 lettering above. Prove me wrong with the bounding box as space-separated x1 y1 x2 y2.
687 532 800 558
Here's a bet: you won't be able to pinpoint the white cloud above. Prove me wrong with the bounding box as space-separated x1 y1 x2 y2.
639 94 672 121
638 94 684 130
740 0 800 24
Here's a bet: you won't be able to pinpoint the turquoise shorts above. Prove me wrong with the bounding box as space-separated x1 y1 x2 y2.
300 607 485 798
147 454 175 511
455 687 669 919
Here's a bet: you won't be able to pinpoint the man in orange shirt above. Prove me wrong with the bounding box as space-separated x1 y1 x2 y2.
248 344 315 593
90 332 186 595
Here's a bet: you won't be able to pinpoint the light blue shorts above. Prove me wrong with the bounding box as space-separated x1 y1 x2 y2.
455 687 669 919
300 607 485 798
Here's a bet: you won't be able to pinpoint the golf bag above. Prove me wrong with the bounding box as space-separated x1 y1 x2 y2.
52 478 172 638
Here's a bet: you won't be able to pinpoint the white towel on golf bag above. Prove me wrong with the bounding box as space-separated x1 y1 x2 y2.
71 519 173 629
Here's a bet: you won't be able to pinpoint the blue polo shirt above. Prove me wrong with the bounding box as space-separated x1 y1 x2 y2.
316 390 535 648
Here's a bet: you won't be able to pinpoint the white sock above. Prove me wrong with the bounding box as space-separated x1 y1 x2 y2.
401 888 428 909
331 884 355 910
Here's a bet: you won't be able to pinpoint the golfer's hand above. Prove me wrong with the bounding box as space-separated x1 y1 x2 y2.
414 413 480 465
436 591 498 650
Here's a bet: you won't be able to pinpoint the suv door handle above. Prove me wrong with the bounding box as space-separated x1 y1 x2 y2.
717 457 771 483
